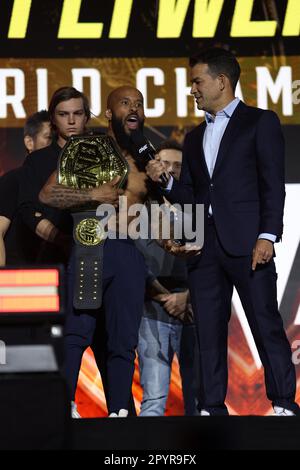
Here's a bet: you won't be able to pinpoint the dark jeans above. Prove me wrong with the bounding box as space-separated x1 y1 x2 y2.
64 238 146 414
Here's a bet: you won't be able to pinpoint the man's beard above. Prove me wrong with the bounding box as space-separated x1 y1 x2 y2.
111 115 144 152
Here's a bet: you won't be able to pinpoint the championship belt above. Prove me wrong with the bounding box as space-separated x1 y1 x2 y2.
58 134 129 310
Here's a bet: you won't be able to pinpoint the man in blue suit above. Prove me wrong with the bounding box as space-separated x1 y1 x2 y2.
146 47 299 416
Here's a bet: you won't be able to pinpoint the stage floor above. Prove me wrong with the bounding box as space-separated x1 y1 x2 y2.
71 416 300 451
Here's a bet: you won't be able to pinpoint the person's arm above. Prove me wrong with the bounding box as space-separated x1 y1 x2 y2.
20 203 64 243
159 289 194 323
160 290 189 316
35 217 71 255
252 238 274 271
0 171 17 266
19 177 71 251
145 262 193 321
0 216 11 266
19 156 51 234
35 217 60 242
256 110 285 239
18 161 70 248
146 277 170 302
157 239 201 257
39 170 124 210
252 111 285 270
144 265 170 301
150 200 201 257
146 133 195 205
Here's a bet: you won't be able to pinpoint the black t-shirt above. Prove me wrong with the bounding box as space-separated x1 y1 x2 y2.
0 168 19 220
18 141 72 264
0 168 41 265
19 141 66 232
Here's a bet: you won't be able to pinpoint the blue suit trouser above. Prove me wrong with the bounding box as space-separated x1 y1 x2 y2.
188 220 298 415
64 238 146 414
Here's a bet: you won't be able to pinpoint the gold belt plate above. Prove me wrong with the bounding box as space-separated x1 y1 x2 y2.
75 218 105 246
58 134 128 190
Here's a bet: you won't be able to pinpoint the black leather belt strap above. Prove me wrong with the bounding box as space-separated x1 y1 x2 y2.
72 211 105 310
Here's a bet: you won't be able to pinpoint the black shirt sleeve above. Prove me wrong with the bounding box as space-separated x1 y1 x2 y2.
0 169 20 221
18 154 46 232
18 144 61 233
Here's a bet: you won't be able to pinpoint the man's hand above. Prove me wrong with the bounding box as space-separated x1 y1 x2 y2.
40 172 124 209
91 175 124 206
252 239 274 270
160 291 189 316
159 291 194 323
146 158 170 184
162 239 201 258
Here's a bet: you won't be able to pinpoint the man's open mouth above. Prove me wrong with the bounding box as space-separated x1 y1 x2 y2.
126 115 139 130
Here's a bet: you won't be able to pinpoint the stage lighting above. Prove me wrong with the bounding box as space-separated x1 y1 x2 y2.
0 266 63 314
0 266 69 449
0 266 65 368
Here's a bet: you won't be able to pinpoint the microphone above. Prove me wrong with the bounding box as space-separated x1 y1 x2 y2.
130 129 169 186
130 129 184 247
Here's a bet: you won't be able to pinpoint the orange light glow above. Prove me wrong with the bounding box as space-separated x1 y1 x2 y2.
0 295 59 312
0 269 59 287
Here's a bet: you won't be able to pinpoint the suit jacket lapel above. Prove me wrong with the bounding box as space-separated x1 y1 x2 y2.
193 122 210 181
212 101 247 178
